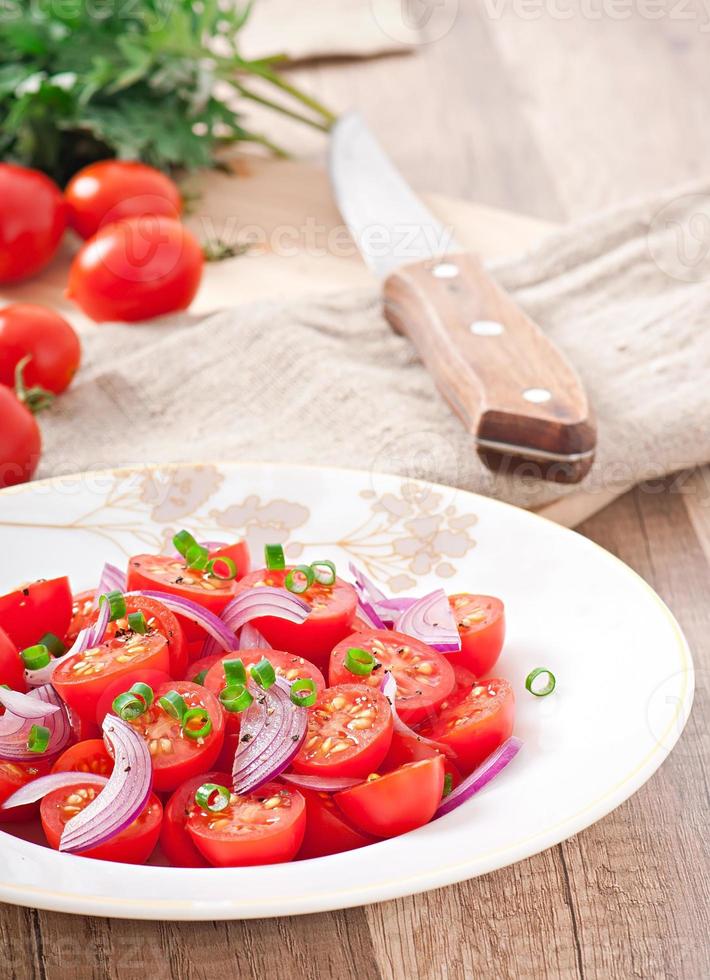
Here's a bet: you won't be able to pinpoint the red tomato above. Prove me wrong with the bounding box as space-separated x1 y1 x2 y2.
183 653 223 684
53 629 170 723
0 760 50 824
0 576 72 650
93 595 188 679
67 216 203 323
161 770 230 868
94 667 171 728
187 781 306 867
66 589 96 646
204 649 326 736
233 569 358 670
209 540 250 580
0 625 25 691
297 787 379 860
381 731 462 789
421 678 515 775
448 595 505 677
335 756 445 838
0 386 41 489
329 629 455 726
122 681 224 793
292 683 393 779
51 739 114 777
41 782 162 864
126 553 237 643
0 164 66 283
0 304 81 395
65 161 182 240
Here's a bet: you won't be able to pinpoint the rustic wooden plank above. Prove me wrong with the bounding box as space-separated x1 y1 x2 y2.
684 466 710 564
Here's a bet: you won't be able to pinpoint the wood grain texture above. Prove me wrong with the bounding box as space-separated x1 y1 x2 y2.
2 9 709 980
383 252 596 479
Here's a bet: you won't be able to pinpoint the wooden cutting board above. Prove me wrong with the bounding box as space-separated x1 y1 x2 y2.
0 156 611 526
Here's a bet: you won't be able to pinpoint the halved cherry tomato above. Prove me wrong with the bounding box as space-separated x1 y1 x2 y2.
126 554 238 643
186 781 305 867
94 667 172 728
420 677 515 775
329 629 455 726
448 595 505 677
0 625 25 691
204 649 326 736
0 759 51 824
0 164 66 283
183 653 223 684
91 595 187 679
297 787 379 860
0 303 81 395
65 589 95 647
0 576 72 651
41 782 162 864
65 160 182 240
209 540 250 581
51 739 114 777
161 770 230 868
233 569 358 670
122 680 224 793
335 756 445 838
292 683 393 779
381 731 462 790
53 629 169 722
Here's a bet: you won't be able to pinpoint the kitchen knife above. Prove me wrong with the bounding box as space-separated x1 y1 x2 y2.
329 112 596 483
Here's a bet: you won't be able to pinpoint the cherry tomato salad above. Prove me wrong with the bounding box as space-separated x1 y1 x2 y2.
0 532 551 867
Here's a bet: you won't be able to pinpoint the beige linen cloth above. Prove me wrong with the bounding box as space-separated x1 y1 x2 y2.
38 180 710 513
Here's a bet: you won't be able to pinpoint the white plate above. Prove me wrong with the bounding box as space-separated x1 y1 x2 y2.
0 463 694 920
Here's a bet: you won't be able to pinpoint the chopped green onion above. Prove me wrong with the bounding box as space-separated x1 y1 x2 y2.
250 657 276 690
100 589 126 622
158 690 188 722
182 708 212 740
128 682 154 709
173 529 199 557
207 556 237 580
290 678 317 708
344 647 376 676
192 669 208 685
525 668 556 697
186 544 210 570
223 658 247 687
311 560 336 586
264 543 285 570
39 632 65 657
220 684 254 713
442 772 453 798
112 692 145 721
27 724 50 754
195 783 231 813
284 564 315 594
127 611 148 634
20 644 50 671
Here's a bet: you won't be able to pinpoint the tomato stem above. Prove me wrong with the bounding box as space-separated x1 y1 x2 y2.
14 356 54 415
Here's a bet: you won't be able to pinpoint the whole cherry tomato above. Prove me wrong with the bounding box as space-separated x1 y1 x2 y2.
67 216 203 323
65 161 182 240
0 304 81 395
0 386 41 488
0 164 66 283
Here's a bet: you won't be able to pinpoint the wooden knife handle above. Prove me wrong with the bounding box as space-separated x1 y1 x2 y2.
383 252 596 483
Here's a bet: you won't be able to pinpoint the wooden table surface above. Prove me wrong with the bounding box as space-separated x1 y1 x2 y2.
3 7 709 979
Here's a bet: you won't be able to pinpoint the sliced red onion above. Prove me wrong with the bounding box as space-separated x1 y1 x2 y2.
94 562 127 604
0 772 108 810
0 685 72 761
128 590 237 651
381 671 454 759
220 587 310 634
232 677 307 795
0 686 60 720
239 622 271 650
349 563 387 603
280 772 361 792
435 737 523 818
395 589 461 653
24 599 111 688
356 599 387 631
59 714 152 854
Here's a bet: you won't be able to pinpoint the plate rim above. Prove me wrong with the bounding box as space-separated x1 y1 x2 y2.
0 461 695 919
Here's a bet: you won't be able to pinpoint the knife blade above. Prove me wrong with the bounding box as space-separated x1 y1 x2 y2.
329 112 596 482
